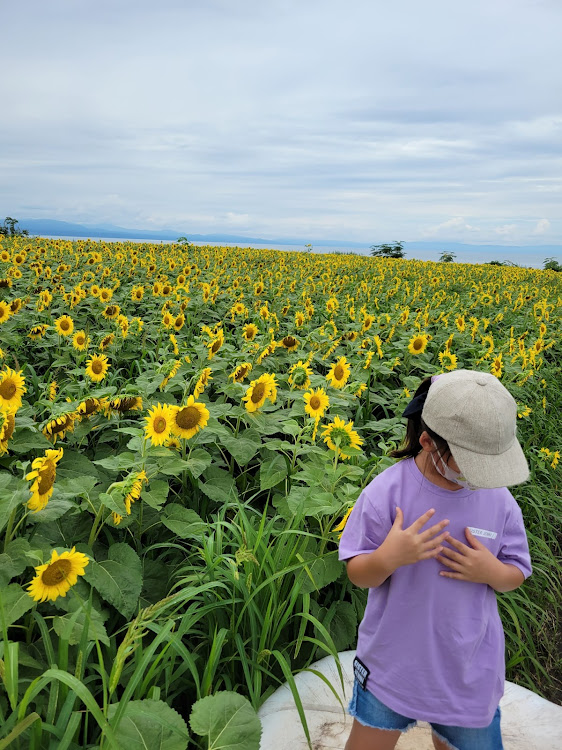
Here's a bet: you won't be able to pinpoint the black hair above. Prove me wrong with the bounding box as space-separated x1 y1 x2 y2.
389 377 452 460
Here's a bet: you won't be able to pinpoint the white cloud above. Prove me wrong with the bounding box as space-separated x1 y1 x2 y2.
422 217 481 237
533 218 551 234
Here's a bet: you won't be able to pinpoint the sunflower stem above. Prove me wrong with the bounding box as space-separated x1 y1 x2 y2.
4 508 18 551
88 504 105 548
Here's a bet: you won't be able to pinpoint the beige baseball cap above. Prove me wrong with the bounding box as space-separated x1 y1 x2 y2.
422 369 529 489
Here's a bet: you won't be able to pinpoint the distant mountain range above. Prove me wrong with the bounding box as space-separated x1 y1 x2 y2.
12 218 562 258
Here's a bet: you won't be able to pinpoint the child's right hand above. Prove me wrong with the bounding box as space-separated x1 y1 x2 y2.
382 507 450 569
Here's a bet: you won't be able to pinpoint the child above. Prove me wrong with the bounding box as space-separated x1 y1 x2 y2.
339 369 532 750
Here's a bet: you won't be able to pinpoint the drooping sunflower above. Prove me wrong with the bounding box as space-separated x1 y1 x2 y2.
173 313 185 332
76 397 104 419
242 373 277 413
193 367 213 398
99 333 115 351
407 333 429 356
326 356 351 390
170 395 210 439
55 315 74 337
321 415 363 460
159 360 181 390
229 362 253 383
207 329 225 360
43 411 76 443
288 360 313 390
144 403 174 445
28 324 48 339
438 351 458 372
490 353 503 378
0 367 26 413
123 470 148 514
303 387 330 420
72 330 89 351
294 311 306 328
85 354 110 383
26 448 64 512
333 504 355 539
0 300 12 324
242 323 259 342
107 395 143 414
0 410 16 455
102 304 120 320
481 334 494 358
27 547 89 602
280 335 299 352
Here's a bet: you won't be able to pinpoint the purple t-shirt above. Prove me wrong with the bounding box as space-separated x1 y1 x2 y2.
338 456 532 728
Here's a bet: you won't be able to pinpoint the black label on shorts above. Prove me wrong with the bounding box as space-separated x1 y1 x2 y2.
353 656 370 689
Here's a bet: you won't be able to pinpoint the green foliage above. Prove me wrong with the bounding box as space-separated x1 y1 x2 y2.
0 217 29 237
189 692 261 750
438 250 456 262
543 257 561 272
369 241 405 258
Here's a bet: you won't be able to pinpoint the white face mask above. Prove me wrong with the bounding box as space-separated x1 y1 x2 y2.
430 442 479 490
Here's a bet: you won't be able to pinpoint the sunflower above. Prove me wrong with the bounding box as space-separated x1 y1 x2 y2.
107 395 143 414
333 504 354 539
303 387 330 419
72 330 89 351
0 367 26 413
280 335 299 352
170 395 210 439
43 412 76 443
173 313 185 332
28 324 48 339
242 323 259 341
455 316 466 332
229 362 253 383
407 333 429 356
438 351 458 372
294 311 306 328
123 470 148 515
0 300 12 324
207 329 225 359
76 397 104 418
321 415 363 460
102 304 120 320
144 403 174 445
0 410 15 455
131 285 144 302
288 360 313 390
55 315 74 337
326 356 351 389
361 314 374 333
243 373 277 413
481 334 494 358
48 381 58 401
26 448 64 512
27 547 89 602
490 353 503 378
159 359 181 390
99 287 113 303
193 367 213 398
85 354 110 383
99 333 115 351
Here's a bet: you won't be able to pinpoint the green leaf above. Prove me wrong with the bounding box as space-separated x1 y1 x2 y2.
161 505 207 541
189 692 261 750
53 601 110 646
286 486 340 517
280 419 301 437
141 479 169 510
221 428 261 466
0 475 26 533
83 543 142 619
297 551 343 594
0 584 34 629
184 448 213 479
93 452 137 471
108 699 189 750
8 427 53 453
0 539 31 587
57 450 100 480
259 454 288 490
199 469 239 504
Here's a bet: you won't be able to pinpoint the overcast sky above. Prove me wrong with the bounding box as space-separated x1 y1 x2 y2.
1 0 561 245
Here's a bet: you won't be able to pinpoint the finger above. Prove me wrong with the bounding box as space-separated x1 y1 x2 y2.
439 571 467 580
421 530 450 554
419 520 450 542
393 506 403 529
443 536 469 553
409 508 436 533
465 528 483 548
421 545 444 560
437 546 464 562
436 555 463 571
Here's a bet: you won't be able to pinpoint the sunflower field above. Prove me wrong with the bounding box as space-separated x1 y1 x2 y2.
0 237 560 749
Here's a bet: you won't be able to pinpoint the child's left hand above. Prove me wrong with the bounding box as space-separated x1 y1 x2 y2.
436 528 502 584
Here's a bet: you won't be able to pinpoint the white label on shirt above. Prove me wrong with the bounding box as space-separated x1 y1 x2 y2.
468 527 497 540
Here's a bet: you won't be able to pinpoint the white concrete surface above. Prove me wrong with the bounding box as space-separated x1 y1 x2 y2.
258 650 562 750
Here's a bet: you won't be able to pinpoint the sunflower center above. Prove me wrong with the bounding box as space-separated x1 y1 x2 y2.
76 334 85 345
0 379 17 399
175 406 201 430
51 417 70 434
106 305 116 316
82 399 98 415
251 383 266 403
3 414 15 439
91 360 103 374
60 320 70 331
211 339 221 353
42 558 72 586
37 460 56 495
413 338 423 351
153 416 168 434
116 397 136 412
310 395 321 410
284 336 297 347
334 365 344 380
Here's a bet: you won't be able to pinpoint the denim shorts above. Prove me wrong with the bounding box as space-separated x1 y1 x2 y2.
347 679 503 750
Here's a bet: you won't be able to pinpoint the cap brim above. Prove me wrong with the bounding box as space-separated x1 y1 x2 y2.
450 438 529 489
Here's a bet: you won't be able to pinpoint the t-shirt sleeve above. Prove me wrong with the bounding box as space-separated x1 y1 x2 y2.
497 497 532 580
338 488 388 562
